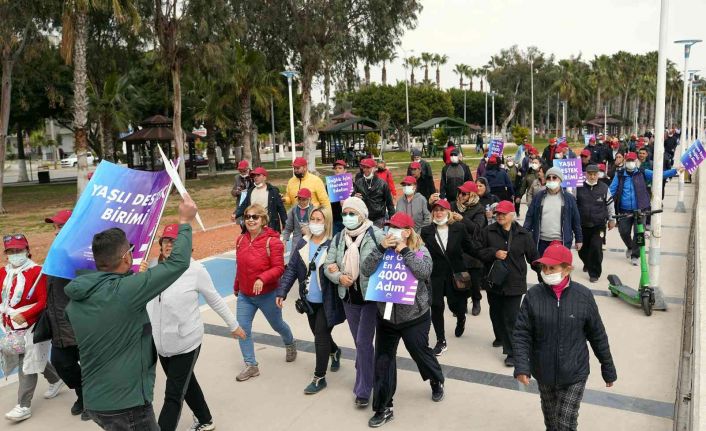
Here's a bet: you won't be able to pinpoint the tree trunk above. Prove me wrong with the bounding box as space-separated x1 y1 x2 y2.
458 76 463 89
238 90 253 163
382 61 387 86
171 61 186 183
251 125 261 166
323 66 331 121
500 81 521 138
410 70 415 86
15 125 28 182
424 66 429 83
435 67 440 89
205 121 217 176
102 115 114 162
595 87 602 117
0 57 15 212
364 63 370 86
73 10 90 196
300 74 318 173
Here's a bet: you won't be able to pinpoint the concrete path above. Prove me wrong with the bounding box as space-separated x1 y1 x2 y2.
0 182 693 430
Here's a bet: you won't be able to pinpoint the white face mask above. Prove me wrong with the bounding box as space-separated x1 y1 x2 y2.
598 172 606 178
364 173 374 180
530 163 540 170
342 214 361 230
450 156 459 164
546 181 561 190
586 180 598 186
507 161 514 167
542 271 565 286
309 223 325 236
387 228 403 241
626 161 637 171
554 153 563 159
8 252 28 268
403 185 415 196
239 172 249 178
255 181 265 188
433 215 449 226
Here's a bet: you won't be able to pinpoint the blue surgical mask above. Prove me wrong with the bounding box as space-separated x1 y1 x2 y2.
342 214 361 230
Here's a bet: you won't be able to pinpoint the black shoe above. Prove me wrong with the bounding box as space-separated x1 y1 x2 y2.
471 300 481 316
431 381 445 402
492 339 502 348
80 410 91 421
583 266 588 272
454 317 466 337
368 409 393 428
504 356 515 367
589 276 599 283
70 400 83 416
330 348 342 372
432 340 447 356
355 397 370 408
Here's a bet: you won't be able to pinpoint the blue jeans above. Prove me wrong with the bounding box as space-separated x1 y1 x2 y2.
236 290 294 366
87 404 159 431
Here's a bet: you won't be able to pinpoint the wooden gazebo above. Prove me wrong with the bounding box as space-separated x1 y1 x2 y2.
318 111 391 165
121 115 198 174
583 115 623 136
412 117 470 157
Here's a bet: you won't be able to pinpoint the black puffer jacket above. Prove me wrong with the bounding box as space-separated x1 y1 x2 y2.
46 275 77 347
513 281 617 386
477 222 538 296
452 201 486 269
353 176 395 222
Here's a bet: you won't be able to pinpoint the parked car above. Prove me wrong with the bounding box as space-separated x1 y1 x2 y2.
185 155 209 169
61 152 95 167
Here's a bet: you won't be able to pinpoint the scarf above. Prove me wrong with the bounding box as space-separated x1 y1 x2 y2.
457 193 480 213
342 220 373 281
1 259 38 315
551 276 570 300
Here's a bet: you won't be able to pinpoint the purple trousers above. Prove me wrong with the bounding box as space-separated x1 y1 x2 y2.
343 302 377 399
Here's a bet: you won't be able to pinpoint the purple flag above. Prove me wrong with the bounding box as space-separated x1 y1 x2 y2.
488 139 504 158
681 139 704 175
553 158 584 188
43 161 173 279
325 173 354 203
557 136 567 145
364 250 419 305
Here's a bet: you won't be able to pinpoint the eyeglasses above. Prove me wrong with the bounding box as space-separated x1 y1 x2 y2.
546 175 561 181
3 234 26 242
342 212 358 217
121 243 135 260
244 214 260 221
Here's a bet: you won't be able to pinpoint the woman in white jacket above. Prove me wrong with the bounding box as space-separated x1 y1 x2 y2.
143 225 245 431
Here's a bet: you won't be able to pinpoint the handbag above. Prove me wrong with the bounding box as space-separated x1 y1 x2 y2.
435 229 471 291
486 229 512 290
32 310 52 344
0 329 27 356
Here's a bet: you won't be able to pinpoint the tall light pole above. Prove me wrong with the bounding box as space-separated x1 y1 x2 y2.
530 54 535 144
490 91 496 139
401 48 414 149
281 70 297 163
270 96 277 168
673 39 701 212
604 106 607 136
561 100 567 138
484 78 489 136
650 0 671 310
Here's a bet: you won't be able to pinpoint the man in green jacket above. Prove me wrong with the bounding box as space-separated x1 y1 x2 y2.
65 195 198 430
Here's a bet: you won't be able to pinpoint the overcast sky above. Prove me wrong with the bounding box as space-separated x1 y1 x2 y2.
313 0 706 101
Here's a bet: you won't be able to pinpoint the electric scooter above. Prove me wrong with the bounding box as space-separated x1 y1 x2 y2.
607 208 663 316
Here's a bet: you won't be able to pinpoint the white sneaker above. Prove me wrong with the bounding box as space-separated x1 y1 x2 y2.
43 381 64 399
187 415 216 431
5 405 31 422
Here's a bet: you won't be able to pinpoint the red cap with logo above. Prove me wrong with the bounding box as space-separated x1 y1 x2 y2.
296 188 312 199
580 149 591 157
292 157 308 168
549 138 557 144
333 160 347 167
360 158 376 168
3 234 29 251
237 160 250 171
557 142 569 151
589 136 596 143
400 176 417 185
432 199 451 210
625 152 638 161
493 200 515 214
251 166 268 176
534 240 573 266
162 224 179 240
45 209 72 225
458 181 478 194
409 161 422 170
598 163 607 172
385 212 415 229
488 155 499 164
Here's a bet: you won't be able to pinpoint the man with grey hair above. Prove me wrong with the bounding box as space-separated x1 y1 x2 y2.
523 167 583 256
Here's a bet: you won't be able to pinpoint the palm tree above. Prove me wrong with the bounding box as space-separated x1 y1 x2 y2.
406 56 420 85
434 54 448 89
464 66 475 92
453 63 468 89
380 49 397 86
421 52 433 84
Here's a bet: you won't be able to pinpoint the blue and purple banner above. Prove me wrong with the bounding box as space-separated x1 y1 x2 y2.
325 173 354 203
43 161 172 279
557 136 567 145
364 250 419 305
488 139 504 158
583 134 595 146
553 158 584 188
681 139 704 175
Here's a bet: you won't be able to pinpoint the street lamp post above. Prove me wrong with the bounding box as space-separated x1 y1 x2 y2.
270 96 277 168
530 55 535 144
281 70 297 163
490 91 496 140
484 78 489 136
673 39 701 212
561 100 567 138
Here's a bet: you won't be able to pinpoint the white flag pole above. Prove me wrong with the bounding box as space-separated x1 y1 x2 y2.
157 144 206 231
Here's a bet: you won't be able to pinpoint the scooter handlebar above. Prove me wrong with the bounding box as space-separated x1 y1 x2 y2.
615 208 663 221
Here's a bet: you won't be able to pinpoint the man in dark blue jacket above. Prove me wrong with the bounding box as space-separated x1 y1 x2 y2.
523 167 582 256
483 155 514 201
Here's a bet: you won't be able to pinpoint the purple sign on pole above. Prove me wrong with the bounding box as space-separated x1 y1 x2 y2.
681 139 705 174
488 139 504 158
364 250 419 305
583 134 595 146
43 161 172 279
553 158 584 188
325 173 354 203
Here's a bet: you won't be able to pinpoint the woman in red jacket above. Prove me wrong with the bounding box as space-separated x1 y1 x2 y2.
1 234 63 422
233 204 296 382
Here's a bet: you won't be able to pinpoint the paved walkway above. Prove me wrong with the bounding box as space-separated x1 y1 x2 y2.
0 182 694 430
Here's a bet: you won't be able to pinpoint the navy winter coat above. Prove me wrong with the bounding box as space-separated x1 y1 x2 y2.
523 189 583 248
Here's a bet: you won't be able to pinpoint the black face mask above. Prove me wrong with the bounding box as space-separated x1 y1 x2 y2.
294 172 304 179
377 167 384 172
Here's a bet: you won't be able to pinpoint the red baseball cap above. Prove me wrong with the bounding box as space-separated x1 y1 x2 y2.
296 188 312 199
251 166 268 176
237 160 250 170
458 181 478 194
557 142 568 151
636 141 645 149
333 160 347 167
488 155 499 164
45 209 72 225
161 224 179 240
494 200 515 214
432 199 451 211
385 212 415 229
409 161 422 170
549 138 557 144
598 163 607 171
400 176 417 185
589 136 596 143
580 149 591 157
610 140 620 148
3 234 29 250
292 157 308 168
625 152 638 161
534 240 573 266
360 158 376 168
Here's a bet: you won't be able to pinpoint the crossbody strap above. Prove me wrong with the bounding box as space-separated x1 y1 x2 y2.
434 227 458 273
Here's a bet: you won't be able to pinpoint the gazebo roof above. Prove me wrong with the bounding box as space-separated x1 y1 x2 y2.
330 110 358 122
412 117 469 130
584 116 622 127
122 114 198 142
320 116 381 133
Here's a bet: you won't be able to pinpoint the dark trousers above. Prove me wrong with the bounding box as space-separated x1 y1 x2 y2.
50 344 82 401
486 291 522 357
578 226 605 278
617 212 640 259
372 313 444 412
157 346 212 431
538 380 587 431
430 278 466 341
88 404 159 431
469 268 483 302
307 303 339 377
